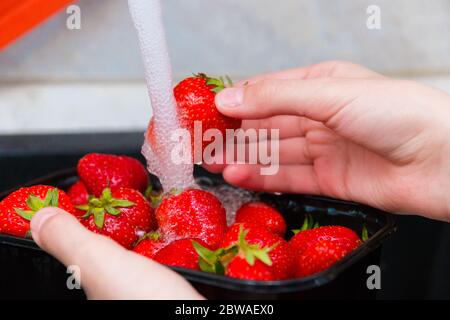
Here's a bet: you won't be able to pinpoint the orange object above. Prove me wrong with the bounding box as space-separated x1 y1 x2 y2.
0 0 74 50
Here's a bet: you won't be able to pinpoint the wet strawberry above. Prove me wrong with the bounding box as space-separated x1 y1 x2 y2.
235 202 286 237
156 189 227 248
154 238 209 271
194 223 294 280
78 187 155 249
174 73 241 154
220 223 294 280
77 153 148 196
226 257 276 281
290 225 361 277
0 185 75 238
133 231 165 259
67 180 90 217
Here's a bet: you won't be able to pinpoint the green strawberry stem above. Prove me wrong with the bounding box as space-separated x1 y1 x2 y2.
361 225 369 242
144 185 163 208
292 214 319 235
195 73 233 94
193 241 235 275
236 225 275 266
77 187 135 229
14 188 59 221
193 225 275 274
136 231 161 245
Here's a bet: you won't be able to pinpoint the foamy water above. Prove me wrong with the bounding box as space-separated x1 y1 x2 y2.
128 0 195 191
196 177 258 225
127 0 257 219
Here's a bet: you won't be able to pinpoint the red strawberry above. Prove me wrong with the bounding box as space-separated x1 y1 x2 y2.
67 181 90 218
77 153 149 196
0 185 75 238
290 226 361 277
226 257 276 281
155 189 227 248
193 223 291 280
235 202 286 237
154 238 209 270
67 181 89 205
174 73 241 153
78 187 155 249
133 231 165 259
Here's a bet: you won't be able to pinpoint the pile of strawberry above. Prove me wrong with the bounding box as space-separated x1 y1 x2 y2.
0 74 365 281
0 152 364 281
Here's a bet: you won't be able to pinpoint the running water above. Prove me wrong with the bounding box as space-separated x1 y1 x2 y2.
128 0 195 191
127 0 256 219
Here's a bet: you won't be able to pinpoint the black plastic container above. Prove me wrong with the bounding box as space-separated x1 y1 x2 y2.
0 168 395 299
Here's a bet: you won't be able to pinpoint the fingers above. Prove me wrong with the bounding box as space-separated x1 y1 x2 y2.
235 60 382 86
30 208 202 300
216 77 373 124
203 136 313 174
241 115 323 140
223 164 321 195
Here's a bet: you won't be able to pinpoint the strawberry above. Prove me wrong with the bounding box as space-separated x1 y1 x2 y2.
226 257 276 281
174 73 241 153
220 223 294 280
194 223 293 280
67 181 90 218
0 185 75 238
78 187 155 249
77 153 149 196
235 202 287 237
154 238 209 270
133 231 165 259
290 225 361 277
155 189 227 248
67 181 89 206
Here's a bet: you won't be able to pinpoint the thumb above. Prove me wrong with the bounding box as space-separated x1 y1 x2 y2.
30 208 202 299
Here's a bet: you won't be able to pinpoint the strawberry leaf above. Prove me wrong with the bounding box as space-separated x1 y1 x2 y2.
90 198 102 207
245 250 255 266
14 209 35 221
105 205 121 215
361 225 369 242
102 188 112 200
300 214 309 231
236 225 275 267
49 188 59 207
110 200 135 207
93 208 106 229
225 75 233 87
193 241 233 275
253 249 273 266
26 195 43 211
76 204 90 211
193 241 220 265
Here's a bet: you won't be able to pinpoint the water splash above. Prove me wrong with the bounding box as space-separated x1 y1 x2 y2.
128 0 195 191
197 177 258 225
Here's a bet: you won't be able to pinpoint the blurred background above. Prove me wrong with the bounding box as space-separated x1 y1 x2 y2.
1 0 450 133
1 0 450 299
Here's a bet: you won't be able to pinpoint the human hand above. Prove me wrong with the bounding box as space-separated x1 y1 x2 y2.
30 207 203 300
210 61 450 221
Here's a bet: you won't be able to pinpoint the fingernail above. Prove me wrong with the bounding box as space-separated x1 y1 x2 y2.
215 88 244 108
30 208 59 244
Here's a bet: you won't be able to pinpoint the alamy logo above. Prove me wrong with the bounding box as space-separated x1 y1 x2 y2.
366 265 381 290
66 265 81 290
170 122 280 175
66 5 81 30
366 5 381 30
